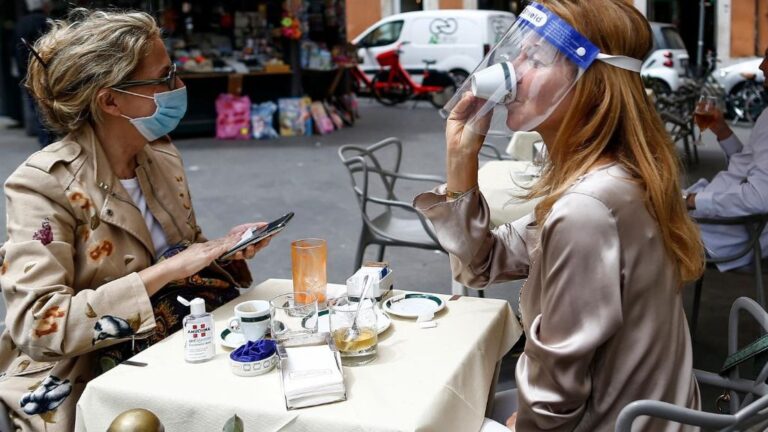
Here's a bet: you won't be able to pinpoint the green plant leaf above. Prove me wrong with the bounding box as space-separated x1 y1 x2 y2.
222 414 244 432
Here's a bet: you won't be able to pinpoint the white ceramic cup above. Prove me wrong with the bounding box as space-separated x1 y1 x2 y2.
228 300 270 342
470 61 517 104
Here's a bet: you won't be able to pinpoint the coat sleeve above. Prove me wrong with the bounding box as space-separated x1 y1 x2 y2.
0 165 155 362
514 193 624 431
413 185 531 288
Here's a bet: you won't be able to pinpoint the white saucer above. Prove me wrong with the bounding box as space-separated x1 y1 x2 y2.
382 293 445 318
218 328 246 349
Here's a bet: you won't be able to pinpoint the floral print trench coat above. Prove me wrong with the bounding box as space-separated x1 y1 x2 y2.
0 124 251 431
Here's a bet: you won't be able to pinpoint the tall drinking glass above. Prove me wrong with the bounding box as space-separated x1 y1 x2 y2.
694 95 721 145
329 295 378 366
291 239 328 308
269 292 318 342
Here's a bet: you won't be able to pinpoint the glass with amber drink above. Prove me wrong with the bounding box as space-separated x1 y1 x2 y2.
291 239 327 308
694 95 722 145
329 295 378 366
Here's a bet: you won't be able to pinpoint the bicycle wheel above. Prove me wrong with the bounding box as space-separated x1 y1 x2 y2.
744 90 767 123
731 82 765 123
371 74 410 106
429 81 457 109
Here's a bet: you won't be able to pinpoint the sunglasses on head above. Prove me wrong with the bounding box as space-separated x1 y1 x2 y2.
113 64 177 91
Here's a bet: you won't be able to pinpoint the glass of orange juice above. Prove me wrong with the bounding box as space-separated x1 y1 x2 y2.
291 239 327 308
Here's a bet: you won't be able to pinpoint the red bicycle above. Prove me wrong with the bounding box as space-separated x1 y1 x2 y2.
370 42 457 108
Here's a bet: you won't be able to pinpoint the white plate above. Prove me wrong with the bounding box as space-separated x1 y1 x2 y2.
316 308 391 334
382 293 445 318
218 328 246 349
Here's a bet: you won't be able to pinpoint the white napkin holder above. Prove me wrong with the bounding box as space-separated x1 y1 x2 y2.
346 263 393 301
277 333 347 410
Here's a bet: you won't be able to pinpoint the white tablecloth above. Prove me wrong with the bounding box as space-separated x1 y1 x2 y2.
477 160 540 227
76 279 522 432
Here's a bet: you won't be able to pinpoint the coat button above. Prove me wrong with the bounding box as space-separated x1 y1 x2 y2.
106 209 114 217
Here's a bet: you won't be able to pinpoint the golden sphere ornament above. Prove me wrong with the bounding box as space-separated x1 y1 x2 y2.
107 408 164 432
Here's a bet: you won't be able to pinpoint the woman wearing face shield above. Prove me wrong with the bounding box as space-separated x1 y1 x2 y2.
415 1 704 431
0 10 271 431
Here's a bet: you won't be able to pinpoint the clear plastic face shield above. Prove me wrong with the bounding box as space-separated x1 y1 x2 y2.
442 2 643 137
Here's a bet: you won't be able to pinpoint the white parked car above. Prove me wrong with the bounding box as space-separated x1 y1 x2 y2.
712 58 764 96
352 10 516 85
641 22 692 94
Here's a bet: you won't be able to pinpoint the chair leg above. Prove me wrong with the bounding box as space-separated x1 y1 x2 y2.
451 280 468 296
377 245 386 262
753 248 765 309
693 141 699 165
355 230 369 271
691 275 704 343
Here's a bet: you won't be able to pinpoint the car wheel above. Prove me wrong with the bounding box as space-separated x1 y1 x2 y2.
647 79 671 96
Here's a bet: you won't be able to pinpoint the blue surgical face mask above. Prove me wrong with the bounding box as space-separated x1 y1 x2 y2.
112 86 187 141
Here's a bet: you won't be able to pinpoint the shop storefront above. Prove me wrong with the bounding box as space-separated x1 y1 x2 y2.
2 0 358 138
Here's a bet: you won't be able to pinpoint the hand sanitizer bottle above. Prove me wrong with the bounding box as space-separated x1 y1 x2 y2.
178 296 215 363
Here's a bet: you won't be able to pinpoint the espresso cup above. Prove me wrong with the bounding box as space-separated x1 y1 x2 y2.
470 61 517 104
228 300 270 342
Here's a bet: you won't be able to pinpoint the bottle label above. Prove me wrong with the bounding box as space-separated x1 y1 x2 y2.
183 316 215 362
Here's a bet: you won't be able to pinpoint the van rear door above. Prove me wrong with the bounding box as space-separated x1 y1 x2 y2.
401 15 482 78
486 14 515 54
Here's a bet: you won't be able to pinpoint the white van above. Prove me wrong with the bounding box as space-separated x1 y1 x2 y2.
352 10 516 84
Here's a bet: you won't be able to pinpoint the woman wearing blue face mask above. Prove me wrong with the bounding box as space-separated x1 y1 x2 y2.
0 10 272 431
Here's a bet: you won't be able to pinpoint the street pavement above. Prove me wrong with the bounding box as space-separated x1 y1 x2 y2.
0 99 762 413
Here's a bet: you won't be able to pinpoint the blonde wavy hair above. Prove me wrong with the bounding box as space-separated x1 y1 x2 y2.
25 9 161 134
527 0 705 284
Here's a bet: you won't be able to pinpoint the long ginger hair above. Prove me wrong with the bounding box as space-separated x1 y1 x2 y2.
528 0 704 283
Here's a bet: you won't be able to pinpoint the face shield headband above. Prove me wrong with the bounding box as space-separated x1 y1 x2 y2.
442 2 643 137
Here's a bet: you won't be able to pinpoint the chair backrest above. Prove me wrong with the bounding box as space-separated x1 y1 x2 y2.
616 297 768 432
479 143 505 161
505 131 543 161
339 137 403 213
338 137 443 246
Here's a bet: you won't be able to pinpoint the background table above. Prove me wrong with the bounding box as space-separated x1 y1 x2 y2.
477 160 540 227
76 279 521 432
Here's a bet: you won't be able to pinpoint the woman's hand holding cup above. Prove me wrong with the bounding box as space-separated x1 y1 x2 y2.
445 92 492 197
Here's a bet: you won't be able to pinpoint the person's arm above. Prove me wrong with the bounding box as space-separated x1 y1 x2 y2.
1 166 156 362
710 108 743 158
413 92 531 287
514 193 623 431
414 186 532 287
695 115 768 216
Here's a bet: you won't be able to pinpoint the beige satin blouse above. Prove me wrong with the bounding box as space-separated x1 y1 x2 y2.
414 164 700 432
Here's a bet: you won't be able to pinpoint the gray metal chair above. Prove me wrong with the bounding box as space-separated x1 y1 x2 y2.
339 137 448 270
691 213 768 340
479 143 510 161
616 296 768 432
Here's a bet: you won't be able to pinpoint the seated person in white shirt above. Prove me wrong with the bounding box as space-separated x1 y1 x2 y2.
685 48 768 270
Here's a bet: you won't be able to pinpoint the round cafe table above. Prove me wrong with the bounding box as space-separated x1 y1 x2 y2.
477 160 540 227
